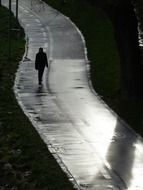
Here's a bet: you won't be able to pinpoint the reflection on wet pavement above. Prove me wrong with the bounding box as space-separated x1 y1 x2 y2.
2 0 143 189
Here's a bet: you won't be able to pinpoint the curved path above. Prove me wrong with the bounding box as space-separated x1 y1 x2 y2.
2 0 143 189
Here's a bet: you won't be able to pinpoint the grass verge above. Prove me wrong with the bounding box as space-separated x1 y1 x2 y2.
0 6 74 190
43 0 143 136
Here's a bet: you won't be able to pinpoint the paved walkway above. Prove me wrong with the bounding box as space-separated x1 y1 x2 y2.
2 0 143 189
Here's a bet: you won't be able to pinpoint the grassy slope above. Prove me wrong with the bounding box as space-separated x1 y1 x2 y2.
43 0 143 136
0 6 74 190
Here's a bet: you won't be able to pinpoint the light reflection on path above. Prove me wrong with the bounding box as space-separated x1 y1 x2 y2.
2 0 143 189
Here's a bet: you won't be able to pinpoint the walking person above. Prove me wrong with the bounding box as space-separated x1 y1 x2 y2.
35 47 48 85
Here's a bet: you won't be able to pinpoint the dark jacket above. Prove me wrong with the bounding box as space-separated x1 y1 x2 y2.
35 52 48 70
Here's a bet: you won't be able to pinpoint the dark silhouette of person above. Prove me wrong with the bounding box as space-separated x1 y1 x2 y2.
35 47 48 85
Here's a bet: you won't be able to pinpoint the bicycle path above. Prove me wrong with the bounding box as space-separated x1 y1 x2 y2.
2 0 143 189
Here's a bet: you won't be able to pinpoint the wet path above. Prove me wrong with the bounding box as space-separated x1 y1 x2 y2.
2 0 143 189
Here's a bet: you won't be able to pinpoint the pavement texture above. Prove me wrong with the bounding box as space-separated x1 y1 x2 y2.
2 0 143 189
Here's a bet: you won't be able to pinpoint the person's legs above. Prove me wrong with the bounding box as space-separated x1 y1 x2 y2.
38 68 44 85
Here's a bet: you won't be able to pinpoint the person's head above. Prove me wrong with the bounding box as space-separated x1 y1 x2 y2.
39 47 43 52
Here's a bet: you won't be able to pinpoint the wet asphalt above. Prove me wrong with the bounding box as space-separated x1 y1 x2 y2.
2 0 143 189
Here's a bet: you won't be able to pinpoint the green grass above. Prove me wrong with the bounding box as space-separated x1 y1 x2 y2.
43 0 143 136
0 6 74 190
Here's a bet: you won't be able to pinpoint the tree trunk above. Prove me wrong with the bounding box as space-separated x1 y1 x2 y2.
104 2 143 99
0 0 1 6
